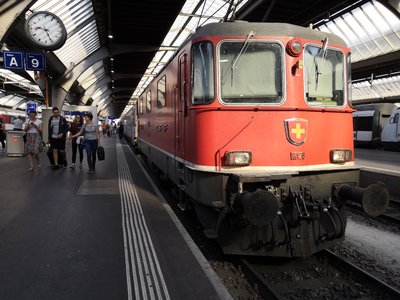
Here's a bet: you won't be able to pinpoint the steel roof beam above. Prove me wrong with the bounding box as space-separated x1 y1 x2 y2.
80 75 112 104
0 0 35 42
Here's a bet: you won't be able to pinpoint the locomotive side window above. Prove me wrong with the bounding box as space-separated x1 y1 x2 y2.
191 41 214 104
347 53 353 108
304 45 345 107
146 90 152 112
354 116 373 131
139 97 143 115
157 75 166 108
219 41 283 104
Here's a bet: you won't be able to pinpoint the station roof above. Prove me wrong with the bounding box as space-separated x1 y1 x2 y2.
0 0 400 117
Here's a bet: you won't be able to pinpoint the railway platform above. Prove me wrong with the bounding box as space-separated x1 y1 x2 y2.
354 148 400 200
0 136 231 300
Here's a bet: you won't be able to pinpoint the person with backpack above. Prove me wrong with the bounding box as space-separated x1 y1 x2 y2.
48 107 69 169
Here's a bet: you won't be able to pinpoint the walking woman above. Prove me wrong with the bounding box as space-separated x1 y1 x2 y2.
24 111 43 171
68 114 84 169
69 112 100 173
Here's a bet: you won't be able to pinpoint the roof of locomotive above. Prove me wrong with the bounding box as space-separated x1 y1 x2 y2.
190 22 347 47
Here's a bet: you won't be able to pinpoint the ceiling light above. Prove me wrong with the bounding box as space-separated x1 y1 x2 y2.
108 34 113 39
324 11 330 22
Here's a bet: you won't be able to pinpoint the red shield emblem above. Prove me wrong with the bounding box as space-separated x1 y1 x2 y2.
284 118 308 146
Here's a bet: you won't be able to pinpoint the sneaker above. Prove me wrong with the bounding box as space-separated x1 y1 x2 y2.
79 163 82 168
37 164 41 170
70 163 75 169
88 169 94 174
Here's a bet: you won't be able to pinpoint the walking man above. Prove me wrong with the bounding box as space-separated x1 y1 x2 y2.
48 107 69 169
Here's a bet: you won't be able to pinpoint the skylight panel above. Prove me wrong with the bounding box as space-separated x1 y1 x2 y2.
92 85 109 101
29 0 95 34
318 0 400 63
54 20 100 66
78 61 104 87
375 1 400 31
352 75 400 101
130 0 252 101
353 8 380 40
181 0 200 14
0 95 19 107
0 69 42 95
363 3 391 34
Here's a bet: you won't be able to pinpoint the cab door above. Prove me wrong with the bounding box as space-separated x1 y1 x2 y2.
175 53 187 159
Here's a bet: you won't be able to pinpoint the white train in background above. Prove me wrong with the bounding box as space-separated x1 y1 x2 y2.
381 106 400 150
353 103 399 149
119 106 137 146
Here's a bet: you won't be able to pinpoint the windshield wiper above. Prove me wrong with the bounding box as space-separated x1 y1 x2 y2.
231 30 254 86
231 30 255 70
314 37 329 89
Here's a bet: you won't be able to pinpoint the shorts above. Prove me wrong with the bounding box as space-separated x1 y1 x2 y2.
50 137 66 150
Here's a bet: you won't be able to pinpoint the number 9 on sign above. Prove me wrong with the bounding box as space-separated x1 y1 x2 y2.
31 58 39 68
25 53 45 71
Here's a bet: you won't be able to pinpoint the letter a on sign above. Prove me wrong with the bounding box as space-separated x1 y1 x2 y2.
3 51 24 70
9 57 18 66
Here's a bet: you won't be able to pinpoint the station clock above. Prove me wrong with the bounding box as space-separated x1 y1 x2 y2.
24 11 67 51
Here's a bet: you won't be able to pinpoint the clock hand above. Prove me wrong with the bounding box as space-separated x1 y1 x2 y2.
44 28 54 42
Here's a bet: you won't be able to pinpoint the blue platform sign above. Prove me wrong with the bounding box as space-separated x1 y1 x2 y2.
2 50 24 70
25 53 45 71
26 102 37 114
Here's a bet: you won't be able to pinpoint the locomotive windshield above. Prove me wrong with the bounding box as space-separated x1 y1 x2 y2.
304 44 345 107
219 41 283 104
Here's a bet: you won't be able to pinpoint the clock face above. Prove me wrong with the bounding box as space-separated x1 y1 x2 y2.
25 11 67 50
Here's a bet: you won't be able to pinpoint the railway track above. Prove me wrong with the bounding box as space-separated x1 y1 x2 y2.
129 142 400 299
379 209 400 225
348 199 400 226
240 249 400 300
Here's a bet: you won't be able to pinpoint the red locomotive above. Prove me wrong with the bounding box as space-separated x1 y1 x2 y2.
123 22 389 257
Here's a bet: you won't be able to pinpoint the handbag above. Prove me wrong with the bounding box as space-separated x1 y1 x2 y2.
80 139 86 150
97 146 105 161
76 136 85 150
38 141 45 152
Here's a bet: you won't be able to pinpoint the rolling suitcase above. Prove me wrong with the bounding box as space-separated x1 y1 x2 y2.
47 148 67 166
47 148 55 165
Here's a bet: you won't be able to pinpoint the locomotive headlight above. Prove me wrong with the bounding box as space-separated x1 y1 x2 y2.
224 151 252 166
330 149 352 163
287 39 303 56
